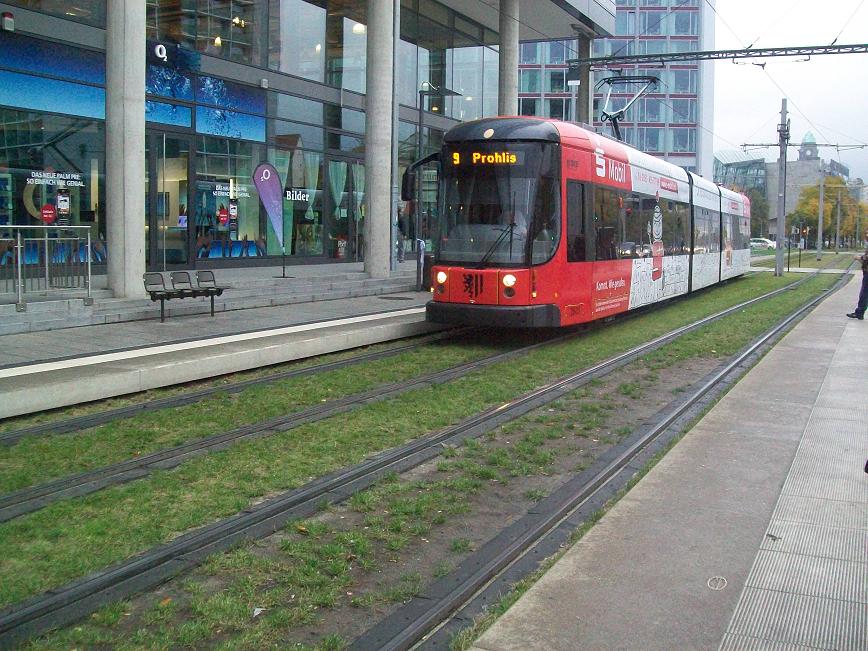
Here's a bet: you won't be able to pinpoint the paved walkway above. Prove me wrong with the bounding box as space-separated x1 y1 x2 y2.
471 273 867 651
0 290 430 368
0 260 436 418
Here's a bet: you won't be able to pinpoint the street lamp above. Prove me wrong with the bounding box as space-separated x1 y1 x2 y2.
415 81 460 291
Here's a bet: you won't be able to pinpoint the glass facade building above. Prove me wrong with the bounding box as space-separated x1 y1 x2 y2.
0 0 499 267
1 0 617 281
518 0 714 177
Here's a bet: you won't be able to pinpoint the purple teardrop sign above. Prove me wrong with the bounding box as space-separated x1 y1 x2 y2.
253 162 285 250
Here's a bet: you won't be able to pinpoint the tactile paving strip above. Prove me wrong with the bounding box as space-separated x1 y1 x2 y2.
721 324 868 651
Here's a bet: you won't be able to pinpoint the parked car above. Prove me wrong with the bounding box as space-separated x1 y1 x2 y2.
750 237 776 250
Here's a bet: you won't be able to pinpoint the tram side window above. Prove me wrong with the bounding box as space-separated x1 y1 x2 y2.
726 212 749 250
621 193 646 257
722 213 733 252
530 175 561 264
739 215 750 249
666 201 690 255
566 181 585 262
602 193 690 259
593 186 626 261
700 209 720 253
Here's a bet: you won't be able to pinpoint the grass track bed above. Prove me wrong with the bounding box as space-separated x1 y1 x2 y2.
0 342 504 494
23 272 842 650
753 250 857 270
0 335 454 437
0 273 831 611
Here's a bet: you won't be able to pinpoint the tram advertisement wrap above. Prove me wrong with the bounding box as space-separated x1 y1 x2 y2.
592 261 632 317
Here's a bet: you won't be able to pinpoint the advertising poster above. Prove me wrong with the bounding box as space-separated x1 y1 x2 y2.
228 198 238 238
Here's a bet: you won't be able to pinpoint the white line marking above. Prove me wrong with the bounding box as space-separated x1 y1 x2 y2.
0 308 426 380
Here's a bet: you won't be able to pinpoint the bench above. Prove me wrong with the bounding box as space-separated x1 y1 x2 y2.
143 270 228 322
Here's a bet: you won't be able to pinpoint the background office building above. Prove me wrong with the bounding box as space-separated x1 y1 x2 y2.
715 133 853 238
0 0 616 297
518 0 714 177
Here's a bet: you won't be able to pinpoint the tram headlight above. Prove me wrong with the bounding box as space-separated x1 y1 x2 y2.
502 274 517 288
436 271 448 285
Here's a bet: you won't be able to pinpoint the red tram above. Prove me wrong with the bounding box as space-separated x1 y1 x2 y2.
405 117 750 328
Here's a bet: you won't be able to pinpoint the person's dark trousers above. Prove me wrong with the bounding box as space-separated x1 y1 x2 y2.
856 273 868 318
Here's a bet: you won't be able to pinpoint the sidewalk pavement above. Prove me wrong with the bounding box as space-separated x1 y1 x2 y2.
470 272 867 651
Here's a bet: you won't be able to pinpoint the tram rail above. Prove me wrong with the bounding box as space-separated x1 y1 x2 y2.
0 268 847 648
350 267 855 651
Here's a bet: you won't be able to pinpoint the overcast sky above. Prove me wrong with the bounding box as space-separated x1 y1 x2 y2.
712 0 868 181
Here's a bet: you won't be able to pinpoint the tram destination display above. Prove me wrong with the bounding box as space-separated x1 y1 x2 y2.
449 149 526 167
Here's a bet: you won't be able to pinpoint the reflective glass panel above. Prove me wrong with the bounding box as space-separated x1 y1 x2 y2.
3 0 105 25
0 70 104 119
0 31 105 85
195 136 263 259
326 1 368 94
267 0 326 81
520 69 540 93
0 109 105 247
146 101 193 127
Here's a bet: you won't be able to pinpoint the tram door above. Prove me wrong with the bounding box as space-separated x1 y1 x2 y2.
146 133 193 270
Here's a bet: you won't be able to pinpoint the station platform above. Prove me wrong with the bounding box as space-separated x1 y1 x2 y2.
471 273 867 651
0 261 437 418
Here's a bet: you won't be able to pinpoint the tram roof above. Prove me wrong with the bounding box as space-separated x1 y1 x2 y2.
445 117 687 178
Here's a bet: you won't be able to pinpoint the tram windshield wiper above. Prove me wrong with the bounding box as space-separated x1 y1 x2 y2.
476 222 517 268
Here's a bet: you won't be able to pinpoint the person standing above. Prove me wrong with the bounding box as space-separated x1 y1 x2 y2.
846 248 868 320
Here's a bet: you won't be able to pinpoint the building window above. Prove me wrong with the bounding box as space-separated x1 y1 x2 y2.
603 39 634 57
597 96 634 123
639 98 663 123
519 97 539 116
672 11 699 35
670 98 696 123
620 127 635 147
195 137 265 258
3 0 105 26
451 45 484 121
546 98 568 120
520 42 540 65
671 69 697 93
638 127 663 151
670 128 695 152
640 68 667 89
0 108 106 240
545 69 565 93
639 11 666 35
669 39 698 53
268 0 327 82
615 11 635 36
637 39 667 55
520 69 541 93
147 0 266 67
546 40 568 65
326 8 367 94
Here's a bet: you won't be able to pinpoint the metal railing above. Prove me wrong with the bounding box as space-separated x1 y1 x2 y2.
1 225 94 311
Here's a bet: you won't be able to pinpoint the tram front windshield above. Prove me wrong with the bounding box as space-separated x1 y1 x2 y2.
437 142 560 267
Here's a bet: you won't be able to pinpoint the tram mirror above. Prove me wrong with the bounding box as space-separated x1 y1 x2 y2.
401 169 416 201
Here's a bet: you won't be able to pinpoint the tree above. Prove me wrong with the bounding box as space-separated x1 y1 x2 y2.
789 175 860 247
746 189 768 238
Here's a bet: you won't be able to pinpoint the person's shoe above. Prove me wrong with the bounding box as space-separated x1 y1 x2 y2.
846 312 864 320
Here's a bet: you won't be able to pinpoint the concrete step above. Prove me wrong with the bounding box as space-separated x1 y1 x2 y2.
0 273 420 334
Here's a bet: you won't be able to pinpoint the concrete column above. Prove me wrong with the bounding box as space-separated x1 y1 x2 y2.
498 0 519 116
576 36 591 124
106 0 146 298
363 0 394 279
